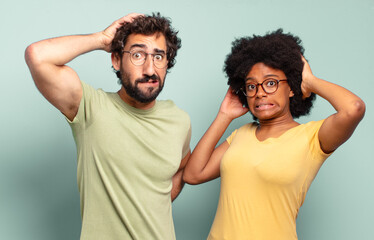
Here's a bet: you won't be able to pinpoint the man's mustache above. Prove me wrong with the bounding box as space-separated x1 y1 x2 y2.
136 75 160 83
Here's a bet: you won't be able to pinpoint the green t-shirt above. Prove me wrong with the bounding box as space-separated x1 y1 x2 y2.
67 82 191 240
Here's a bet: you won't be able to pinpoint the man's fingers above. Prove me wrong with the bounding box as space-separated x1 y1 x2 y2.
118 13 144 25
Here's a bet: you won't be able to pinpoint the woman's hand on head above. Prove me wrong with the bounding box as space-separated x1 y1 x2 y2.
301 56 315 99
219 87 248 121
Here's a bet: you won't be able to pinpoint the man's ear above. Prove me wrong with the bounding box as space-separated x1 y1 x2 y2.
111 52 121 71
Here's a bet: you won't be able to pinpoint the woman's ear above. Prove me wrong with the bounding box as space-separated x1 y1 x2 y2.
289 89 294 97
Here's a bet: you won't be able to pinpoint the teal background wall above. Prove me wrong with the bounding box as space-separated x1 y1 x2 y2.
1 0 373 239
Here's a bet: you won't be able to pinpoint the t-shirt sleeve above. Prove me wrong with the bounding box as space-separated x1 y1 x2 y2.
182 124 192 159
65 81 98 128
226 129 238 145
309 119 333 162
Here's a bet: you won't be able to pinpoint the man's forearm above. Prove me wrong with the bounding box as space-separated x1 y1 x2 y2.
26 32 105 67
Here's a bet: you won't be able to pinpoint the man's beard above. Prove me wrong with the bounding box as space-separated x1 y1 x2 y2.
119 68 165 103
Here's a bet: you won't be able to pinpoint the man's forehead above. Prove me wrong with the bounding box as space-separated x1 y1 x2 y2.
124 33 167 51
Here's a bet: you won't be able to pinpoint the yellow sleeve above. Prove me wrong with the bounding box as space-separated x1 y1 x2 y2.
226 129 238 145
309 119 333 162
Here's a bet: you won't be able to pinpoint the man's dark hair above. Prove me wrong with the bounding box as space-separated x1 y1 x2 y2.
111 12 181 77
224 29 316 119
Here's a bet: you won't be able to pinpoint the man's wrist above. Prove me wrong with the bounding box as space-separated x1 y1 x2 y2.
91 32 110 51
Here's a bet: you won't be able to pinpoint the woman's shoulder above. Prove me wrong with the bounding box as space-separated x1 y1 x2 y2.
301 119 325 131
238 122 258 131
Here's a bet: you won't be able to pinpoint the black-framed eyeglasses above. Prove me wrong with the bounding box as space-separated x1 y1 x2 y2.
241 78 288 97
122 49 168 69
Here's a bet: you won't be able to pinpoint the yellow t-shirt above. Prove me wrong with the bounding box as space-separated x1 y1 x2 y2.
208 120 331 240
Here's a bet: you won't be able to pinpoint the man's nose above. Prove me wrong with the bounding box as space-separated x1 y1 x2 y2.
142 55 156 76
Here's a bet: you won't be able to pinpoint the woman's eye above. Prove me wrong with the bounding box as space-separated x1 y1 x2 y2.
266 80 277 87
247 84 256 91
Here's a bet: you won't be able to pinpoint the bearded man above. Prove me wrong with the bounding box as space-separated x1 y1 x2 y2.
25 13 191 240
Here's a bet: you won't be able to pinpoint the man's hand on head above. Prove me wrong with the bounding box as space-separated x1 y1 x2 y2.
100 13 144 52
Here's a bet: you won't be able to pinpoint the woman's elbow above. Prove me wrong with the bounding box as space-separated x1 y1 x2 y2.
349 98 366 121
183 172 203 185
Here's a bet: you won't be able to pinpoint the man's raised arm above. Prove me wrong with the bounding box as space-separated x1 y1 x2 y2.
24 13 142 121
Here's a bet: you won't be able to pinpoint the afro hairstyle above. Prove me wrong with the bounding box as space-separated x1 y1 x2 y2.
224 29 316 119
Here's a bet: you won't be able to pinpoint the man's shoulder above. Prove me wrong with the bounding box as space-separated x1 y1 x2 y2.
81 81 119 105
81 81 112 97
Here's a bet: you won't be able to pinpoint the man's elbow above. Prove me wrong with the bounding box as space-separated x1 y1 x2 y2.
25 43 40 68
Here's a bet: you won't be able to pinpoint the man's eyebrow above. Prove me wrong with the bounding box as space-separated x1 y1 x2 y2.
129 44 166 54
154 48 166 54
129 44 147 49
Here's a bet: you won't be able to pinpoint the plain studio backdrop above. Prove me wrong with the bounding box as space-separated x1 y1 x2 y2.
1 0 373 239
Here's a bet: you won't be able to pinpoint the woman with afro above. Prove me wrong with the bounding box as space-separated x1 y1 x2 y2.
183 29 365 239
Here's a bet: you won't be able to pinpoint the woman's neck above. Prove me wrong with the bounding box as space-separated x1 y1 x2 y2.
256 115 299 141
